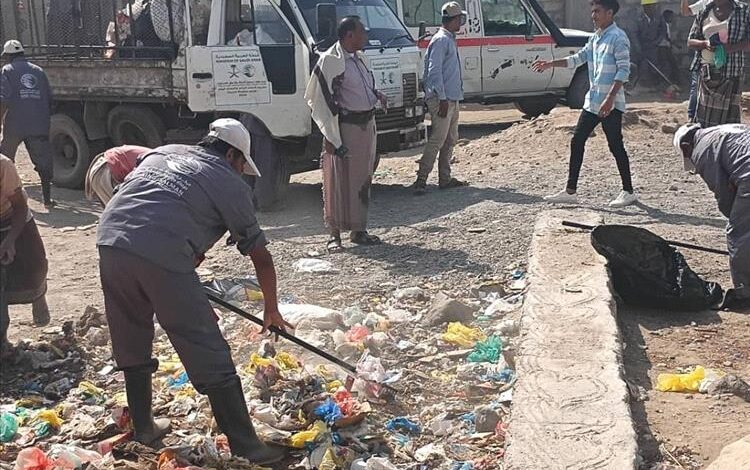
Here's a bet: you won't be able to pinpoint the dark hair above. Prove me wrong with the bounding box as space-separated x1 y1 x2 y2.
337 16 361 40
663 9 675 19
198 135 234 156
591 0 620 15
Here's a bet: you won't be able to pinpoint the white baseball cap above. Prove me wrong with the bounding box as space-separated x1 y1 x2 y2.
2 40 24 56
441 1 467 19
208 118 261 176
673 123 700 154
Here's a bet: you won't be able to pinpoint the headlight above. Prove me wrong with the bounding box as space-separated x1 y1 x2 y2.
405 107 414 117
415 106 424 116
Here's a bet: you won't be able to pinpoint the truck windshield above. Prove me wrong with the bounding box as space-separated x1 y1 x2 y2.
297 0 413 49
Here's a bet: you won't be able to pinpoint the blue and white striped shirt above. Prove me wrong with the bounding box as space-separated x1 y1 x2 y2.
567 23 630 114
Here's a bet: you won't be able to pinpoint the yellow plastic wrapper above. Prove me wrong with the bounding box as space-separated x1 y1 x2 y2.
327 380 343 392
656 366 705 392
318 447 338 470
442 322 487 347
77 381 105 398
35 409 63 429
289 421 326 448
275 351 300 370
16 396 44 409
245 353 275 374
158 357 184 374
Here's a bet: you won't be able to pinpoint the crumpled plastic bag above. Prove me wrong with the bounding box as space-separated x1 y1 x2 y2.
467 336 503 363
289 420 327 448
1 412 18 442
356 354 386 382
315 398 343 425
34 409 63 433
442 322 486 347
274 351 300 370
345 326 370 343
656 366 705 392
385 417 421 435
76 381 106 404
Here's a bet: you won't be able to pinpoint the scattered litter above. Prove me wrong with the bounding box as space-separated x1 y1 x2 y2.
294 258 338 273
656 366 707 393
442 322 487 347
468 336 503 363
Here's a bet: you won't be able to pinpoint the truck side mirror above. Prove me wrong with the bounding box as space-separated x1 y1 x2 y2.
418 22 426 39
317 4 337 40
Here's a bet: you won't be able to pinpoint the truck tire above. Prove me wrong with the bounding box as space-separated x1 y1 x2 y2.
514 98 557 118
49 114 91 188
108 105 165 148
566 68 590 109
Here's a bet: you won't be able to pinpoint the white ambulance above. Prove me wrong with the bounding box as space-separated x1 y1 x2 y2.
387 0 593 116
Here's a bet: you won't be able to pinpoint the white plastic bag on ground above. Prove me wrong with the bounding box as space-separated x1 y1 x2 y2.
294 258 338 273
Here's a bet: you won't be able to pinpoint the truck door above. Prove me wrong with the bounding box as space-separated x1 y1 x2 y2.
186 0 310 138
479 0 553 94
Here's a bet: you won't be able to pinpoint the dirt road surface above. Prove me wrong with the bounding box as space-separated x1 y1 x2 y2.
4 101 750 468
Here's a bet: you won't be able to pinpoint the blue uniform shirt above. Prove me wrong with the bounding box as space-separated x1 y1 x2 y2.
0 58 52 137
423 28 464 101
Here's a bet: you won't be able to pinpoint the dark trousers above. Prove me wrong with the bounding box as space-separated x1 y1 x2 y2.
98 246 238 393
567 110 633 193
656 46 679 84
0 134 54 183
688 70 699 121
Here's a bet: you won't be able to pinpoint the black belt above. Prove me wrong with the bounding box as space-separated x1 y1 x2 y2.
339 108 375 125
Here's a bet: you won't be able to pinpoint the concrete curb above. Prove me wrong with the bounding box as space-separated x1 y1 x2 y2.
505 210 638 470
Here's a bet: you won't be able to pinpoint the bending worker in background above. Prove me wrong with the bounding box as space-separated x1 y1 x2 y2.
96 118 291 464
675 123 750 308
85 145 151 206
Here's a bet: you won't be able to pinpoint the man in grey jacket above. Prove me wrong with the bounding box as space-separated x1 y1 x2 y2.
675 123 750 308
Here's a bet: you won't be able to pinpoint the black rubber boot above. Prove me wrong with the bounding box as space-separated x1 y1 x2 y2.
123 361 171 445
41 179 55 208
206 377 286 464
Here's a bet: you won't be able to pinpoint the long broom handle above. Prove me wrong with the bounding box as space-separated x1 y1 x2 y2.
561 221 730 256
205 290 398 393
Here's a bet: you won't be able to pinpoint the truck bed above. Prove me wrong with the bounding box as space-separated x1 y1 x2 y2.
36 58 185 102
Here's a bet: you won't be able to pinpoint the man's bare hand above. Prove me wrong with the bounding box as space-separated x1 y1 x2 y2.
599 96 615 118
378 92 388 110
262 308 294 341
532 60 552 73
438 100 449 118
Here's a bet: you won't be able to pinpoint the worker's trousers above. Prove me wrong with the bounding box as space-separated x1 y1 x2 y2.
418 97 459 184
728 183 750 298
98 246 238 393
0 134 54 184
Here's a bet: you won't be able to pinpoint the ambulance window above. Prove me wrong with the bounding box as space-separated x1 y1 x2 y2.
481 0 541 36
384 0 398 14
402 0 465 27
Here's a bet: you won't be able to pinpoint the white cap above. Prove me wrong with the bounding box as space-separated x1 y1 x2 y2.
673 123 701 154
208 118 261 176
441 1 467 18
2 40 24 56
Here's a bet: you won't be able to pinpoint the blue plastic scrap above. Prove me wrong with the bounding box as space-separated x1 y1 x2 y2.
385 417 421 435
314 398 343 425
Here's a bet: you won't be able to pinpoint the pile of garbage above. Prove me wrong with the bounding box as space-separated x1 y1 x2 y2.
0 267 526 469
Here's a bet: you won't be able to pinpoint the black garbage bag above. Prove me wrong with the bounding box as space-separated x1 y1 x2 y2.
590 225 724 311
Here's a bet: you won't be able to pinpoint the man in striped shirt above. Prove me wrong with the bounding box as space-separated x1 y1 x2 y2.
532 0 637 208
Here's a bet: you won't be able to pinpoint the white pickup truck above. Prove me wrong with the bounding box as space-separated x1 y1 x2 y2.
389 0 592 116
1 0 425 208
